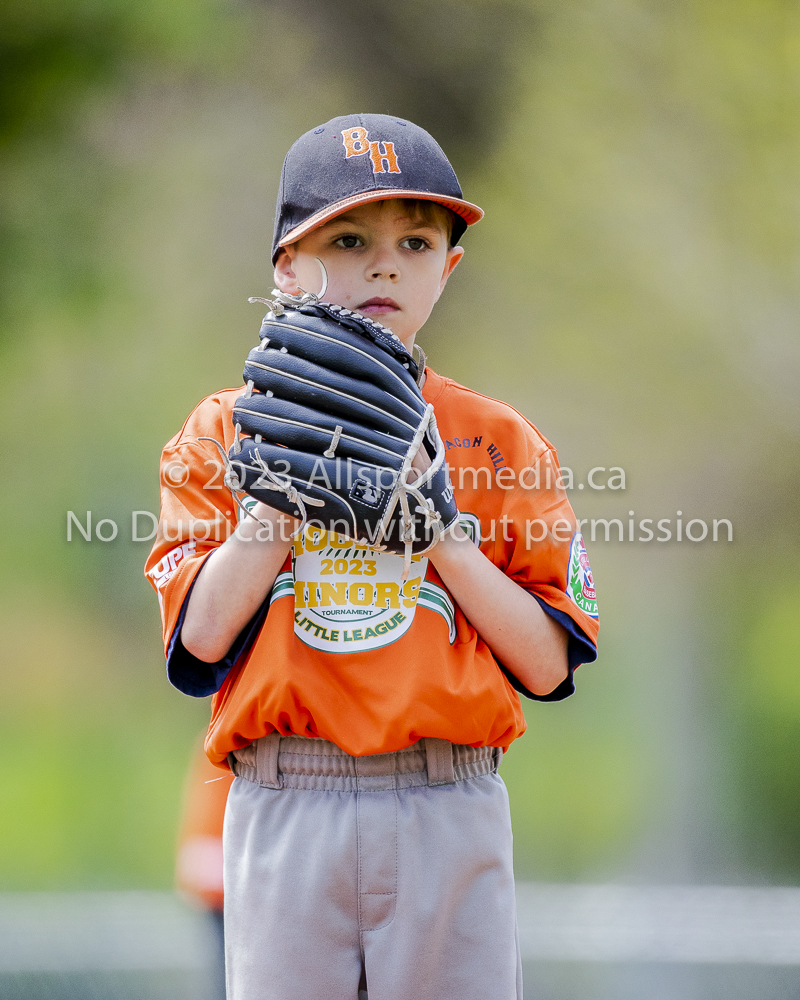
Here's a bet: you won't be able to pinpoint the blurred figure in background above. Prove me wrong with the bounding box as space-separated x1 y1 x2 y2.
176 736 232 1000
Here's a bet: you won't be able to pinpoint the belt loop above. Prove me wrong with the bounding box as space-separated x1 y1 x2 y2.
494 746 503 770
423 737 455 786
227 751 238 775
256 732 282 789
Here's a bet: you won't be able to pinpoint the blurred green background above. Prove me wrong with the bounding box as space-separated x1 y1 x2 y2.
1 0 798 893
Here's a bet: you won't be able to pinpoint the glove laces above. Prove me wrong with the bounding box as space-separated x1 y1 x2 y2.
247 449 324 539
199 437 274 531
199 437 323 539
248 258 329 315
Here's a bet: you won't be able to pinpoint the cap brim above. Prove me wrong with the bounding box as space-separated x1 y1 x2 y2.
278 189 484 248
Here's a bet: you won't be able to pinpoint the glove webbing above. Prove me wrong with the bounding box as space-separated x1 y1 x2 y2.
385 403 445 579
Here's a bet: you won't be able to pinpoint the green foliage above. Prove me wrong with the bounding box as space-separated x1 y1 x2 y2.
724 582 800 879
0 589 209 889
504 700 646 880
745 590 800 716
0 0 238 144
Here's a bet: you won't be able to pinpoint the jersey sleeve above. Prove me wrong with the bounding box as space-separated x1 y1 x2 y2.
144 392 271 697
488 421 599 702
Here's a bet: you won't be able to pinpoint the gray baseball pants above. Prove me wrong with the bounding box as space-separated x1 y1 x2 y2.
223 734 522 1000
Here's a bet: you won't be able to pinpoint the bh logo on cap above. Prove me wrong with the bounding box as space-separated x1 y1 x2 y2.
341 128 402 175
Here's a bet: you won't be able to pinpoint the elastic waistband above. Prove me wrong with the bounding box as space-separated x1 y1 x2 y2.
229 734 503 792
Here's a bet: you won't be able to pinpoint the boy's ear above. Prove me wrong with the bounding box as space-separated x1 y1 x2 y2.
437 246 464 298
273 247 300 293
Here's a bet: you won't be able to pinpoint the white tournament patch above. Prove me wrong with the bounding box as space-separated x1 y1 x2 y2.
269 519 481 652
282 527 427 653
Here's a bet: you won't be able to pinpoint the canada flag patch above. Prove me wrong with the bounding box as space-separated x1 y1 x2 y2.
565 532 599 619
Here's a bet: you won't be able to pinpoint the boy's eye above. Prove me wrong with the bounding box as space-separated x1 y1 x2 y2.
401 237 429 251
335 235 363 249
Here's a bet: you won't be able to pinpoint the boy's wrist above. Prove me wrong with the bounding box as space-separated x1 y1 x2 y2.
425 523 474 568
233 503 299 547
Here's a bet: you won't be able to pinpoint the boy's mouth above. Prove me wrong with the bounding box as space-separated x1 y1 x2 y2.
356 297 400 316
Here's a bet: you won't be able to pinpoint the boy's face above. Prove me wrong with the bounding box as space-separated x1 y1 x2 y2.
273 199 464 348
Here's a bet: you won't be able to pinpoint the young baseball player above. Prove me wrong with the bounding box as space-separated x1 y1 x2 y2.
146 114 599 1000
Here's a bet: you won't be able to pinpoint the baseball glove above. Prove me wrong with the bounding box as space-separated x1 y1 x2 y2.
210 290 458 577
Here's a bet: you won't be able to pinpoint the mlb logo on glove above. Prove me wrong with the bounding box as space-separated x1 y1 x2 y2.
350 480 387 508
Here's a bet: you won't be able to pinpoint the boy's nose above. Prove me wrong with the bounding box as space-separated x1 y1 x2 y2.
366 250 399 281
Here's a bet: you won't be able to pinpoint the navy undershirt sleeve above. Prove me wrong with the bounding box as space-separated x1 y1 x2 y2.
165 565 271 698
498 594 597 702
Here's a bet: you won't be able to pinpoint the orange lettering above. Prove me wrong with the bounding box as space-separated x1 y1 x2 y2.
342 127 369 157
368 140 401 174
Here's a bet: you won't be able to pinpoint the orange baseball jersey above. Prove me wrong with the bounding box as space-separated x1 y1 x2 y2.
145 368 599 765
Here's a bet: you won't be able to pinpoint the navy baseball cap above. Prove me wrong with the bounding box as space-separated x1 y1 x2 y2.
272 113 483 262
